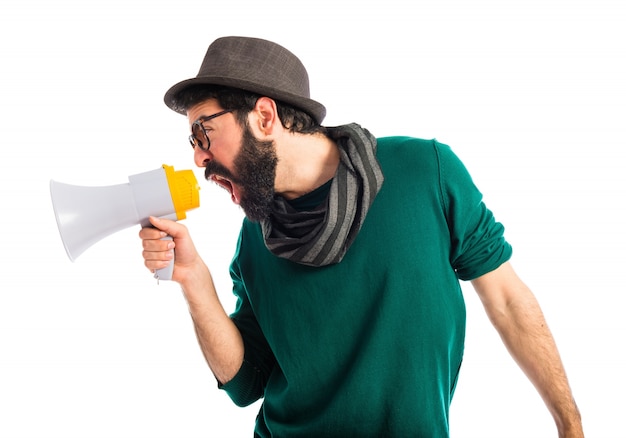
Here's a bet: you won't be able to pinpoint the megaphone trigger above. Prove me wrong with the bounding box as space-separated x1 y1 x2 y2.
50 165 200 282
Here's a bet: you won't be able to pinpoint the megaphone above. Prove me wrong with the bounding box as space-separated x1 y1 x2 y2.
50 164 200 281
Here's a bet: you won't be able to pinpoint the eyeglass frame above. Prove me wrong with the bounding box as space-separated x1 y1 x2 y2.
188 109 233 151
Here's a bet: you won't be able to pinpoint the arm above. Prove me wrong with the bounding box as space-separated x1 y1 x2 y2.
140 216 244 384
471 261 583 438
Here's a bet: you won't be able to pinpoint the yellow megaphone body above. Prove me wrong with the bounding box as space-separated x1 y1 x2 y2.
50 165 200 280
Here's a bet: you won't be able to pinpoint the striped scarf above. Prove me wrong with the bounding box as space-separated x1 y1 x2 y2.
261 123 384 267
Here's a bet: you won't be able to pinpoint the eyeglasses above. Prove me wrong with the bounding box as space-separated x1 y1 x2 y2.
188 109 232 151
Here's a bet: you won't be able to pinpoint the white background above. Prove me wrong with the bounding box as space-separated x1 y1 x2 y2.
1 0 624 436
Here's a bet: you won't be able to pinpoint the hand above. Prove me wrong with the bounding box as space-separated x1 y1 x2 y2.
139 216 202 284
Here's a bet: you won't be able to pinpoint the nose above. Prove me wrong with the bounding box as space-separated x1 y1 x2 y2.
194 147 212 168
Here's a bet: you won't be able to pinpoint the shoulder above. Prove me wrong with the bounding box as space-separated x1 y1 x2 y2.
376 136 438 152
376 136 455 159
375 136 456 175
377 136 471 178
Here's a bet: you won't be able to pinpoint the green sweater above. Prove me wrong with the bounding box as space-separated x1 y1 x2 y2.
222 137 512 437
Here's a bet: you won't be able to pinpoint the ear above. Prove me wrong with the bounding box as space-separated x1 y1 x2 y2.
252 97 279 135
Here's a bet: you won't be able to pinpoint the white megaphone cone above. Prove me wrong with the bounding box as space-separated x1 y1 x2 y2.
50 165 200 281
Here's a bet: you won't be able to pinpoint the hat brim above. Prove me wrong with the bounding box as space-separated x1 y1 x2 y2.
164 76 327 124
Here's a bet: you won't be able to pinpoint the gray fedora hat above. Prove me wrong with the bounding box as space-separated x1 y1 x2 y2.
164 36 326 124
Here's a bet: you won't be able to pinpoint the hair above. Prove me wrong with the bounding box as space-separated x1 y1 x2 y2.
172 85 325 135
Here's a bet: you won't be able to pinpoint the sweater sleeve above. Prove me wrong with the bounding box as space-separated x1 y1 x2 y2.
218 231 277 407
435 141 513 280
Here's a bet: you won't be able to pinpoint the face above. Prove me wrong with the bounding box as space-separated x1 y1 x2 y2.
188 101 278 222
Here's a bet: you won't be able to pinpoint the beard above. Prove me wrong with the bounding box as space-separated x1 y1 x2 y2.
204 123 278 222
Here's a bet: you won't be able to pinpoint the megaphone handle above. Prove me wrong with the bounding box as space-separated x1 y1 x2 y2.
154 235 174 281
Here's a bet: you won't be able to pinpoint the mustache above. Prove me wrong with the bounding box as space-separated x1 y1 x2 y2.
204 160 238 183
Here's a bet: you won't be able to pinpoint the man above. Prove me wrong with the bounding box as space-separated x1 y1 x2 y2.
140 36 583 437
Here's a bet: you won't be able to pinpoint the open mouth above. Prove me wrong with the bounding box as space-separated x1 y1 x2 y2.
210 175 241 204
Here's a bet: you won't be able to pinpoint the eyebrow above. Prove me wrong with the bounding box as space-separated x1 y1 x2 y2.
195 109 232 124
193 115 212 125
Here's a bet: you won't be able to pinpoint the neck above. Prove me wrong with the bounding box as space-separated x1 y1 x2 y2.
274 131 339 200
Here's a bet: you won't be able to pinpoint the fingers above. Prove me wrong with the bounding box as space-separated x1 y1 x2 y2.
141 235 174 270
141 233 174 251
147 216 182 236
139 217 177 273
138 226 167 240
139 217 197 276
138 217 186 244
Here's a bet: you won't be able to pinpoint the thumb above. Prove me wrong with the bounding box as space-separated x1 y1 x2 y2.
148 216 180 236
